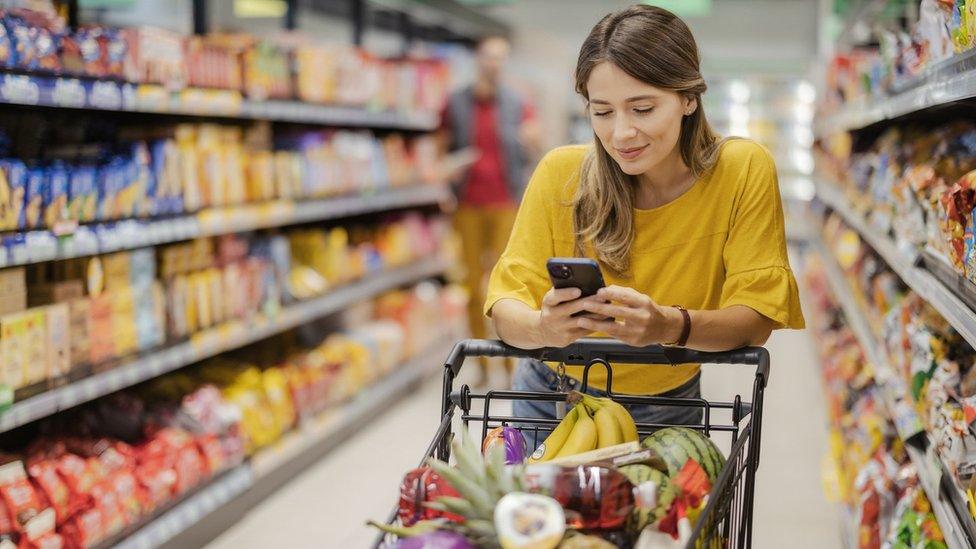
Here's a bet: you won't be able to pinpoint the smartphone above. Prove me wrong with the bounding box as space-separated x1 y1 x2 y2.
546 259 606 318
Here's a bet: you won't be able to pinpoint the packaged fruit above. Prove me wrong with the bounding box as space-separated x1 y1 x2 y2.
482 426 527 464
522 464 634 530
397 466 463 527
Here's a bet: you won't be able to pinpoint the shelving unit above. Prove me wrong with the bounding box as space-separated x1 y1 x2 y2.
0 256 449 433
0 185 449 269
0 72 439 130
809 230 975 549
815 180 976 349
819 49 976 136
107 333 456 549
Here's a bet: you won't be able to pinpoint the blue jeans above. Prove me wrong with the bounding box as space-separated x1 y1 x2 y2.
512 358 703 451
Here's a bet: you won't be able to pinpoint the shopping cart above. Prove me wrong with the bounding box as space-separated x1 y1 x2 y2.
375 338 769 549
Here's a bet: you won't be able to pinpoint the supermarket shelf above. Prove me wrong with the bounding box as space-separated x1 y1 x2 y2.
811 230 975 549
116 334 455 549
0 185 449 268
0 72 438 130
249 332 456 479
0 256 449 433
815 180 976 350
111 465 254 549
820 50 976 135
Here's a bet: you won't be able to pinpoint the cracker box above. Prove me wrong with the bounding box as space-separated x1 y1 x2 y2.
1 311 27 390
22 309 48 386
68 298 91 368
44 304 71 379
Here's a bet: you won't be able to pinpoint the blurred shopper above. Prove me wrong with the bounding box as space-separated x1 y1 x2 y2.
485 5 805 449
441 35 541 386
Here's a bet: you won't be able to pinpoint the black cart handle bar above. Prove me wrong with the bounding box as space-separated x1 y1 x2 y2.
443 338 770 389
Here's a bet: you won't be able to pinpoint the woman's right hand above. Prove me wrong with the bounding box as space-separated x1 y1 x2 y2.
533 287 596 348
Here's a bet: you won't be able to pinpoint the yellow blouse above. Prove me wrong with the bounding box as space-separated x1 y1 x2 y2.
484 139 805 395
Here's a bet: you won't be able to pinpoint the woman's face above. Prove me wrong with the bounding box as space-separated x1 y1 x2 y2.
586 61 695 176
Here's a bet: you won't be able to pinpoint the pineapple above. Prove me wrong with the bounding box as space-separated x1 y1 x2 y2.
370 431 524 547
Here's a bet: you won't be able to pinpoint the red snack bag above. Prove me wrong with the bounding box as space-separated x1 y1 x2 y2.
54 455 94 514
59 506 103 549
172 445 206 495
397 467 462 527
134 461 175 512
195 435 225 476
18 531 64 549
0 462 44 533
0 499 15 536
148 429 205 495
89 483 125 537
17 508 60 549
26 461 70 524
108 470 142 526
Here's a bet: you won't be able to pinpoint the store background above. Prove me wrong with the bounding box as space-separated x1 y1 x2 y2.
0 0 970 548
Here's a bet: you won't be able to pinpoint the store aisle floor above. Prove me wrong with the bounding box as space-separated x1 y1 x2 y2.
206 329 839 549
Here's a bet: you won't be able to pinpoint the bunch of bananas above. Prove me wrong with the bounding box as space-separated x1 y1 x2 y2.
528 392 638 462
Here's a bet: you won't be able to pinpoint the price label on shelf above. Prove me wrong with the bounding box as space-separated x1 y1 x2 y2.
52 78 86 108
135 84 169 112
1 75 40 105
89 81 123 110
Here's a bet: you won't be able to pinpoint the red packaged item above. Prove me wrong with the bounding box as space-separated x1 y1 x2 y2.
522 464 635 530
396 467 462 527
0 462 44 534
88 483 124 537
108 470 143 526
54 455 95 510
134 461 175 512
18 531 64 549
59 506 103 549
121 26 187 89
0 499 14 536
16 508 61 549
195 435 225 476
25 461 70 524
172 445 206 495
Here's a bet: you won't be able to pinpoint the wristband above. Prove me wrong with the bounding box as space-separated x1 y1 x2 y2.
664 305 691 347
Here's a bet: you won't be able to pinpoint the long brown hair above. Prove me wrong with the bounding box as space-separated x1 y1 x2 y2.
573 4 721 273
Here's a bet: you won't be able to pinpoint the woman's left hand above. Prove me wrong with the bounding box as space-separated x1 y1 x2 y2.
576 285 683 347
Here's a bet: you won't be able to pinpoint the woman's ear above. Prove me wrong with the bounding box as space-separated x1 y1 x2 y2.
682 95 698 116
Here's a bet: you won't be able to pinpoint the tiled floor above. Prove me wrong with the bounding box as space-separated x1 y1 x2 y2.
206 329 841 548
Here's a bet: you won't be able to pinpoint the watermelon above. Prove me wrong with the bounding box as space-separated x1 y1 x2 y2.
618 464 674 534
640 427 726 483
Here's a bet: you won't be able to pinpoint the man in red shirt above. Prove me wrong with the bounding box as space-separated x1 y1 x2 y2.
442 36 539 386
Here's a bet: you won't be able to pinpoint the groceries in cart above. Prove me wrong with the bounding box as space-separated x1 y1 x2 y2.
370 389 728 548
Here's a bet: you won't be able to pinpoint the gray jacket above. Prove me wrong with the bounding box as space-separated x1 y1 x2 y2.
446 85 530 202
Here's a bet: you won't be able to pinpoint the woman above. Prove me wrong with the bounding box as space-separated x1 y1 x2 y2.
484 5 805 447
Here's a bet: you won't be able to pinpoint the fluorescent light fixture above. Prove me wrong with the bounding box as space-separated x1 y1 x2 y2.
728 80 751 104
796 81 816 104
234 0 288 18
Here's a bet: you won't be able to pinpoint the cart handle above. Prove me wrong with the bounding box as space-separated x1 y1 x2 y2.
443 338 769 389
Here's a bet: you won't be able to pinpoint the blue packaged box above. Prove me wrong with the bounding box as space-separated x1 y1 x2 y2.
69 165 97 223
45 163 69 228
24 166 45 229
1 160 27 230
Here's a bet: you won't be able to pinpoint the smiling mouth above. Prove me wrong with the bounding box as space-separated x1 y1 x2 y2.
615 145 647 159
